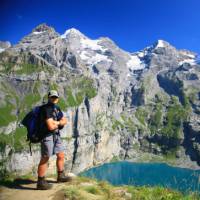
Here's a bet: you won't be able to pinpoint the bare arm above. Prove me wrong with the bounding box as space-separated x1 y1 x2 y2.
59 116 67 126
46 117 67 131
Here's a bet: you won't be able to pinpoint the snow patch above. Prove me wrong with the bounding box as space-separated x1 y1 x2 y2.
90 54 112 65
181 51 196 59
80 51 90 60
62 28 111 65
0 47 5 53
187 54 195 59
61 28 106 51
156 40 165 48
137 52 145 58
80 51 112 65
80 38 105 51
126 55 146 70
32 31 45 35
61 28 84 38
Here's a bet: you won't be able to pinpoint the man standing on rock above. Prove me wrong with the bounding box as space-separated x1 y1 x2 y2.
37 90 70 190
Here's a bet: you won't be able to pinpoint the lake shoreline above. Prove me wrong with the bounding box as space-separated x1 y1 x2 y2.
125 150 200 171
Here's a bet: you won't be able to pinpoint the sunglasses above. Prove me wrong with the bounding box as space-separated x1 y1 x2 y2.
50 96 59 99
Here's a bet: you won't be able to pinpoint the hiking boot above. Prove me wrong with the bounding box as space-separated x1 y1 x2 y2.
57 171 73 183
37 176 53 190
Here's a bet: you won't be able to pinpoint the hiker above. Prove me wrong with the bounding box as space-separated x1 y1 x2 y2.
37 90 70 190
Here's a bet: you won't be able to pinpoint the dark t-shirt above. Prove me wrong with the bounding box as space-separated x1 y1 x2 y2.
40 102 62 135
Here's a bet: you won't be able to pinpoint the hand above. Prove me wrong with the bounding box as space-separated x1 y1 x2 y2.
58 125 64 130
58 117 67 126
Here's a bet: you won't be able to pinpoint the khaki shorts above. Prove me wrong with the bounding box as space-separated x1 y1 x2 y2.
41 134 64 157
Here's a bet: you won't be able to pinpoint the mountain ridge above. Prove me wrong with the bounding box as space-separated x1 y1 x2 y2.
2 23 197 57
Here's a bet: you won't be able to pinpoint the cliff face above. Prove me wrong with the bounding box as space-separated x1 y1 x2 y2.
0 24 200 176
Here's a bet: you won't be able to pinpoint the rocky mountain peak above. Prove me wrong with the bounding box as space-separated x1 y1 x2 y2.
0 41 11 49
32 23 56 33
139 39 179 60
154 39 171 49
141 39 175 55
0 41 11 52
61 28 86 39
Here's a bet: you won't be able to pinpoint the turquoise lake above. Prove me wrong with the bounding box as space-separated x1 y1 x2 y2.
81 161 200 193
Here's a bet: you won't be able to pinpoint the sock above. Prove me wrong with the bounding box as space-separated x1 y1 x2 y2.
38 176 45 180
58 170 63 174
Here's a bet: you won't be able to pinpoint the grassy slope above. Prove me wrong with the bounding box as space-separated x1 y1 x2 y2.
63 176 200 200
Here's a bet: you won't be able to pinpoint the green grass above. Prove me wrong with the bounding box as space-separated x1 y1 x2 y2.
62 77 97 108
146 95 190 140
0 102 17 126
149 103 163 135
120 114 137 136
63 176 200 200
58 97 68 110
83 185 102 195
135 107 147 126
0 61 54 75
24 93 41 107
110 156 120 162
161 97 187 139
182 91 191 110
73 76 97 99
163 148 179 160
66 88 77 107
18 93 41 121
0 82 19 126
0 127 28 153
126 118 137 136
184 86 199 105
112 118 124 131
15 63 42 74
127 186 183 200
18 82 42 121
49 82 59 91
0 80 42 125
0 132 13 153
65 186 84 200
75 91 84 105
13 127 28 152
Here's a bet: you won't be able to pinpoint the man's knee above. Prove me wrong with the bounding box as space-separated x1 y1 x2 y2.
56 152 65 160
39 155 50 164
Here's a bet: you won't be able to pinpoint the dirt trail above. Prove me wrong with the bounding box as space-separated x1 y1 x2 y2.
0 178 66 200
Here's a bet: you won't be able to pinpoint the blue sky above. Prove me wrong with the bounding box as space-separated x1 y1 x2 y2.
1 0 200 54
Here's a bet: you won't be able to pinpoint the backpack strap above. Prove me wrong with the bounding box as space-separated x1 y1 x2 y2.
54 105 63 120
